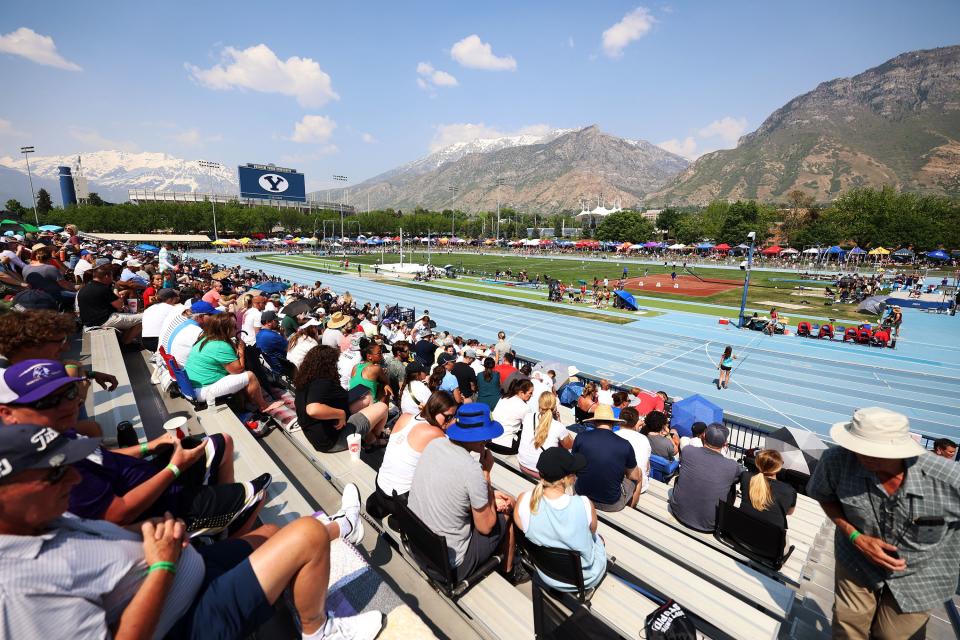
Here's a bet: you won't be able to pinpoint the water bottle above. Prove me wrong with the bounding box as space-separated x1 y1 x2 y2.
117 421 138 447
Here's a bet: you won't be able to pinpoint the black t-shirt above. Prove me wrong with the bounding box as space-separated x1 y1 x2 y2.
573 428 637 505
295 377 350 451
451 362 478 396
413 339 437 366
738 473 797 530
77 281 118 327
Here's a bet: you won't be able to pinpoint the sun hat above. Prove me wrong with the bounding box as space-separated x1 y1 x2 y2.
0 360 84 405
537 447 587 482
447 402 504 443
830 407 927 459
583 404 624 424
189 300 221 315
0 424 101 481
300 318 322 329
126 259 142 268
326 311 350 329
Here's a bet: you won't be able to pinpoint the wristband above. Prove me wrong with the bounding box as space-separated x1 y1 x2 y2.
140 442 149 456
148 561 177 575
849 530 861 544
166 463 181 479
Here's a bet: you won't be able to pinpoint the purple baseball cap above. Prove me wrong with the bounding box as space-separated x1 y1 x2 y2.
0 360 84 405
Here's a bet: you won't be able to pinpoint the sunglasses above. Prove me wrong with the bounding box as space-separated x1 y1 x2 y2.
15 382 80 411
44 465 70 484
442 411 458 422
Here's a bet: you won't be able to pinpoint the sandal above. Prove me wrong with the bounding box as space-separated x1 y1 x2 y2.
362 434 389 452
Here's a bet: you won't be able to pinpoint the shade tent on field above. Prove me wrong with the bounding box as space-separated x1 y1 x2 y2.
868 247 890 255
926 249 951 260
760 246 782 255
614 289 639 310
39 224 63 232
848 247 867 256
669 394 724 438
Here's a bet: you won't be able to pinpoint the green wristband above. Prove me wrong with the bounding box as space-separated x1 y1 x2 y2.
849 530 861 544
148 561 177 575
166 463 181 479
140 442 149 456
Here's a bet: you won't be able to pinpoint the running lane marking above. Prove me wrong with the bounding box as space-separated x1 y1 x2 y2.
620 341 711 385
731 379 810 430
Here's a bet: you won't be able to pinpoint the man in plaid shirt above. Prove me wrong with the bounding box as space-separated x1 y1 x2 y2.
807 407 960 639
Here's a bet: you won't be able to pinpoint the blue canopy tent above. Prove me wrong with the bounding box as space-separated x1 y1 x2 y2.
926 249 950 261
253 281 289 294
135 243 159 252
613 289 638 311
695 242 715 250
891 248 915 262
848 247 866 255
366 238 383 245
669 394 724 438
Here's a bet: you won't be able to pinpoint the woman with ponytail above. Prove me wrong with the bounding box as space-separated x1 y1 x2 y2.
517 391 574 477
738 449 796 529
514 447 607 592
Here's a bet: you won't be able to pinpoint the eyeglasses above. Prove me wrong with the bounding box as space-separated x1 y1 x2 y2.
14 382 80 411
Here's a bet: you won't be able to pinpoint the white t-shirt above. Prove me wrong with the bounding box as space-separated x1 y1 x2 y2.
597 388 614 405
141 302 178 339
241 307 262 346
287 336 318 370
517 411 571 471
400 380 431 415
527 380 554 414
516 492 592 532
157 304 187 351
321 328 344 349
170 322 204 367
617 428 651 492
74 259 93 280
491 395 531 448
1 249 26 270
338 352 361 390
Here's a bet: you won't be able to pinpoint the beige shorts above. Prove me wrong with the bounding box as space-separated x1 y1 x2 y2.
102 312 143 331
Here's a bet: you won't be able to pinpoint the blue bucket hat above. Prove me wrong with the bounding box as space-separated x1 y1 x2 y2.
446 402 504 443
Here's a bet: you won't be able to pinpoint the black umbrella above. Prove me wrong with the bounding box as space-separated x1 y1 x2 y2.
282 299 313 317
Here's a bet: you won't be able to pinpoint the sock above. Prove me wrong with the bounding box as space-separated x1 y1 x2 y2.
301 617 330 640
334 515 353 539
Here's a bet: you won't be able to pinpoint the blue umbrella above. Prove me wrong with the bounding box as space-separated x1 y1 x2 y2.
253 281 289 294
39 224 63 232
926 249 950 261
136 243 160 252
670 394 724 438
613 289 638 310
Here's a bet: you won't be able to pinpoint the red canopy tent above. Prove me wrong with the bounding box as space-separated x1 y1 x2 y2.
713 243 731 252
760 246 782 255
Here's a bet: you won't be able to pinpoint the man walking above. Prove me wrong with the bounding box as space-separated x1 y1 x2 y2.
807 407 960 640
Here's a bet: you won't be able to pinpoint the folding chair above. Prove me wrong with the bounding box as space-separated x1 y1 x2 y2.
649 454 680 483
714 500 794 572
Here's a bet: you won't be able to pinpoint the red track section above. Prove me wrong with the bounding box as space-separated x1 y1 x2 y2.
622 274 741 297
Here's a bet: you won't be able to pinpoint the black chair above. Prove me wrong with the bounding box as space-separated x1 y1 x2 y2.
392 494 500 598
714 500 794 572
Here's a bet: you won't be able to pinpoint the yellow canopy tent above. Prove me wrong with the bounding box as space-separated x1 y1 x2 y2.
238 237 252 244
211 239 227 245
868 247 890 255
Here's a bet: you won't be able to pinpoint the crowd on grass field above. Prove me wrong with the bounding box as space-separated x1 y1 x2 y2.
0 225 958 640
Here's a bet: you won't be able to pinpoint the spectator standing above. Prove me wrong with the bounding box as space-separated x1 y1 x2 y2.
807 408 960 640
476 357 501 412
669 424 743 531
494 330 512 364
573 405 643 512
490 378 533 455
615 406 650 494
515 447 607 592
517 391 573 477
157 241 173 272
739 449 796 530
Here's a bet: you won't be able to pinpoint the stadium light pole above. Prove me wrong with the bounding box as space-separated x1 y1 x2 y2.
738 231 757 328
198 160 222 240
20 146 38 225
333 175 348 256
494 176 505 241
448 185 459 237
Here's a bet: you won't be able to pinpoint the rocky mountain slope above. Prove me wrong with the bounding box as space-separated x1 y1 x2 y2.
311 126 689 214
649 45 960 206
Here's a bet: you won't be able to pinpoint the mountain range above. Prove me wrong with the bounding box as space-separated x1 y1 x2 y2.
649 45 960 206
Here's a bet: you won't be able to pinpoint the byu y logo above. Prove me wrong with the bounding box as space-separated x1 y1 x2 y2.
258 173 289 193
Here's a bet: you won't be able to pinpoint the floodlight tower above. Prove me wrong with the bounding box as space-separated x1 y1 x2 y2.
738 231 757 328
20 146 38 225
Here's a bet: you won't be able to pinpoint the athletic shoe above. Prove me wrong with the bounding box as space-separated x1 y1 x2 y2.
318 610 385 640
330 483 364 544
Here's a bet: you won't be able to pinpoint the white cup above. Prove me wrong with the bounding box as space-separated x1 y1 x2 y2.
346 433 362 461
163 416 188 439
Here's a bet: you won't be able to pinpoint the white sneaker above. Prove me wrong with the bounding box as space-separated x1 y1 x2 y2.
330 482 364 544
319 610 385 640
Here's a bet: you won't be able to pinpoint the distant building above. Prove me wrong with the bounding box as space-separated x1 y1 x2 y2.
127 189 355 214
641 209 662 221
575 197 622 230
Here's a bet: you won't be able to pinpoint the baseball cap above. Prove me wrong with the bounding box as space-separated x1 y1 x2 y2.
300 318 322 329
0 424 100 481
79 249 91 256
405 361 427 375
156 288 179 302
704 423 729 448
463 348 477 358
12 289 59 312
94 257 112 269
437 353 456 366
189 300 221 315
0 360 84 405
126 259 142 268
536 447 587 482
261 310 278 323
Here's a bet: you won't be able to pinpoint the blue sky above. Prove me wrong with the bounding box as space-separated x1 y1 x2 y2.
1 1 958 191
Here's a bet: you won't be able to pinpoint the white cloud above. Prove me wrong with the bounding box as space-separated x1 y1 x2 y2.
361 132 377 144
657 116 748 160
0 27 81 71
290 115 336 144
601 7 655 58
429 122 552 152
568 36 575 49
0 118 27 138
68 127 137 152
173 128 222 147
416 62 458 91
186 44 338 108
450 35 517 71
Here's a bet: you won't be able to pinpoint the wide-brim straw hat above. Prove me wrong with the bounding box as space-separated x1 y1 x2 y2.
582 404 623 424
830 407 926 459
326 311 350 329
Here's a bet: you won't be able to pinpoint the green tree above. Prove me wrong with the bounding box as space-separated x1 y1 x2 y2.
674 213 704 244
36 188 53 214
86 192 107 206
655 208 682 236
717 200 774 245
4 199 25 216
595 211 655 243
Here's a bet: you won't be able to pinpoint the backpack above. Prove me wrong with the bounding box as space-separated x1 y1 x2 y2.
644 600 698 640
244 412 278 438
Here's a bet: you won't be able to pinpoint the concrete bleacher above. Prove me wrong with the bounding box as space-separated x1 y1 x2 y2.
86 328 144 444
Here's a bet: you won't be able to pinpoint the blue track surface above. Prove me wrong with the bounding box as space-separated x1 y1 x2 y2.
200 252 960 442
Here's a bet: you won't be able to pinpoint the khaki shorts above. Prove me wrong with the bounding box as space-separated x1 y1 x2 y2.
103 312 143 331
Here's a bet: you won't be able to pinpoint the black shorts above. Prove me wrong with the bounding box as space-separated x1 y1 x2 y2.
453 513 508 582
720 365 732 372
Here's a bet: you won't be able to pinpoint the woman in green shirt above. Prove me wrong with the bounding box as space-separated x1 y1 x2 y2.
185 313 283 412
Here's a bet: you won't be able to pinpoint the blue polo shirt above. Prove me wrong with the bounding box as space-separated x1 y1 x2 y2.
255 328 288 372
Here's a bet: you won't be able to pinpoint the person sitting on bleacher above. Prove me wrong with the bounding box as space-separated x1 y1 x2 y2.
141 288 180 352
165 300 218 366
287 318 323 370
572 405 643 512
367 390 459 519
514 447 608 591
615 406 650 493
738 449 796 530
294 345 388 453
517 391 573 478
254 310 289 375
409 402 526 584
76 258 143 346
399 361 431 415
489 377 533 455
349 339 393 407
642 410 678 461
183 313 284 414
0 359 272 537
0 425 385 640
669 424 744 532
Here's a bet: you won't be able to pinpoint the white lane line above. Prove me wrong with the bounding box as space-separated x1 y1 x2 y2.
620 341 711 385
731 379 810 430
874 372 893 390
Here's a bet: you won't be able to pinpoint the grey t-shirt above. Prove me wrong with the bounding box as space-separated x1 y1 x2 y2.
22 263 63 296
669 446 743 531
647 434 676 460
408 438 490 567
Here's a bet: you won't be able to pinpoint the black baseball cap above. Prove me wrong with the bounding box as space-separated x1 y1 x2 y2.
536 447 587 482
437 353 456 366
261 311 278 323
0 424 100 480
406 361 427 375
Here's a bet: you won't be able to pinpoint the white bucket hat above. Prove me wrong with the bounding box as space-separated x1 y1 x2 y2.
830 407 927 459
